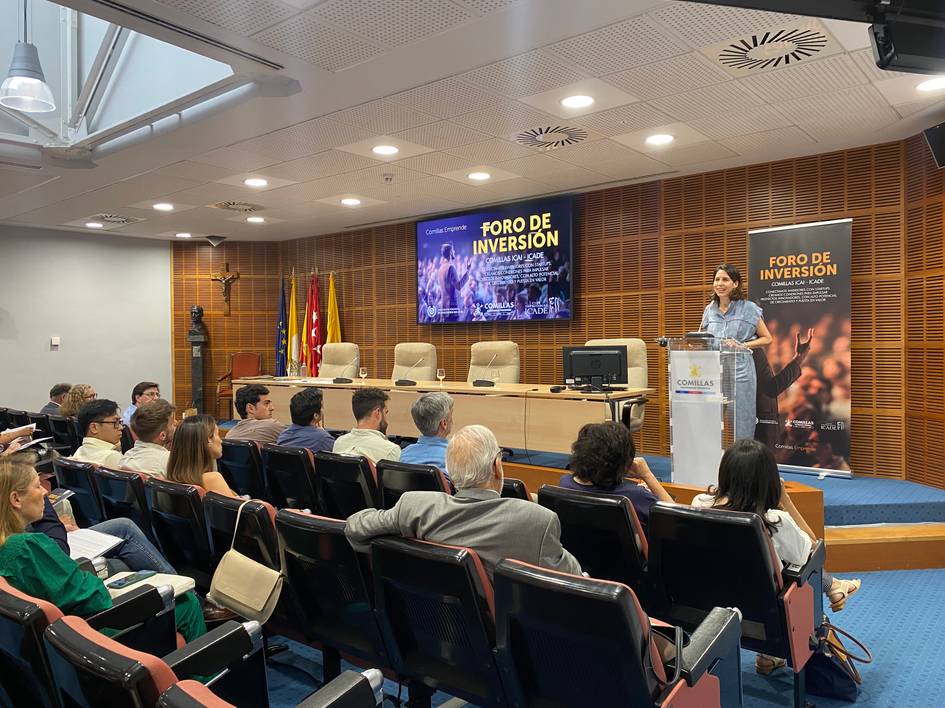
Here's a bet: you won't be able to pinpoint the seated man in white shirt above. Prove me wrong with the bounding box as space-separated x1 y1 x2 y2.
121 381 161 426
332 387 401 464
119 399 177 477
71 399 125 468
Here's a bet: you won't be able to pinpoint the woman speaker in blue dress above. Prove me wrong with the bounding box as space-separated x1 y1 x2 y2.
700 264 772 440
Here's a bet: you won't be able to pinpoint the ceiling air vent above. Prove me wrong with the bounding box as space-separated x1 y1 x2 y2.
718 28 828 71
209 200 263 212
515 125 588 151
89 213 144 225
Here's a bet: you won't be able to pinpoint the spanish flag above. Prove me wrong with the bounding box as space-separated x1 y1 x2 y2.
287 274 300 375
326 272 341 344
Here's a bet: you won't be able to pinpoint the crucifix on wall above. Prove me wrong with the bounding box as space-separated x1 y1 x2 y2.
211 262 240 316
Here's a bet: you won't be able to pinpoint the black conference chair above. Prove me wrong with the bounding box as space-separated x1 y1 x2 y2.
47 415 81 456
494 559 743 708
536 484 653 610
262 444 320 512
52 458 105 527
93 467 159 548
648 502 824 708
275 510 393 683
313 451 380 518
6 409 29 428
371 537 504 708
219 439 269 502
145 478 214 593
27 412 50 435
501 478 530 500
0 407 9 430
375 460 452 509
204 493 281 572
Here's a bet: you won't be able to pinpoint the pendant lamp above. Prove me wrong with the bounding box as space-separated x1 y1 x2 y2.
0 1 55 113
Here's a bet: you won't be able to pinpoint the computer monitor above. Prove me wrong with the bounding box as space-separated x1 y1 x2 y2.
562 346 628 389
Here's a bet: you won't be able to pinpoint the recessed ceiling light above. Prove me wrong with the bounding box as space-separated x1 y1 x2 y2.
916 76 945 92
175 232 192 238
243 177 268 188
645 133 675 146
372 144 399 156
560 95 594 109
340 198 361 206
246 216 265 224
152 202 174 211
468 171 491 181
85 221 104 229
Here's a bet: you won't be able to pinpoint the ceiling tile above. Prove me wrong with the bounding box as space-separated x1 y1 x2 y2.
327 99 438 134
394 121 490 150
688 104 794 141
192 147 279 172
439 164 521 185
164 182 269 207
654 141 739 167
603 52 731 101
263 151 380 182
445 138 534 163
314 193 386 208
153 161 239 182
0 167 57 197
720 126 818 155
394 151 481 176
496 154 606 189
573 102 675 137
335 134 435 161
738 54 868 103
236 118 375 159
849 47 907 82
649 81 764 121
519 78 637 118
155 0 297 36
648 2 803 48
873 74 945 106
777 84 895 124
413 176 496 204
455 0 522 15
252 12 383 71
451 102 558 136
311 0 475 48
611 122 711 153
550 139 669 178
387 77 506 118
546 16 686 75
459 49 589 97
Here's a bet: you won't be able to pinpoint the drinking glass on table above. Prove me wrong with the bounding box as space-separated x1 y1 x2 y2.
436 368 446 387
359 367 368 384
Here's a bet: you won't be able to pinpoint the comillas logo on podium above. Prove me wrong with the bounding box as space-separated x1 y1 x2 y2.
671 352 721 397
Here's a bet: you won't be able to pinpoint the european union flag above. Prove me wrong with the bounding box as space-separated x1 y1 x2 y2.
276 277 288 376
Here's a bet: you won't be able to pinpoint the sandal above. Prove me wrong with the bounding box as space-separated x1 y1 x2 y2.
755 654 786 675
829 578 861 612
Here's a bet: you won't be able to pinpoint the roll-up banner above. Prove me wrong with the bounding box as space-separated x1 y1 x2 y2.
748 219 852 477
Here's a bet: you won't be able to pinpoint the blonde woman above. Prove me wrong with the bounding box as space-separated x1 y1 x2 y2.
166 415 237 497
59 384 97 417
0 454 205 641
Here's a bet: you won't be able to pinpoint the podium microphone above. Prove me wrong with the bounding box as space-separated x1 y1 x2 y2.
333 356 359 384
473 353 499 387
395 357 425 387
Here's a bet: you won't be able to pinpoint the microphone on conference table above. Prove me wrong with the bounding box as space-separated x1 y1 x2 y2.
333 356 359 384
473 353 498 387
395 357 425 387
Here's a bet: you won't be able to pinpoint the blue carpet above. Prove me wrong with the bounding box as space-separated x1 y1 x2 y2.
509 451 945 526
267 568 945 707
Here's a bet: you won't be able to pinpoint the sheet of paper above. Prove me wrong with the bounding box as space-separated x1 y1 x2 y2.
107 572 196 598
68 528 123 560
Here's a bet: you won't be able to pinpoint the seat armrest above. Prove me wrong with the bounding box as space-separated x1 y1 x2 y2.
297 669 382 707
216 370 233 382
87 584 174 631
782 539 825 588
163 620 262 678
679 607 741 687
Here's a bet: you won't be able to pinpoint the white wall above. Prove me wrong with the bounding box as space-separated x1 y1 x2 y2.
0 226 171 412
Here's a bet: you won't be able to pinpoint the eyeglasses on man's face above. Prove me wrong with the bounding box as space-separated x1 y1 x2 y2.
94 418 124 428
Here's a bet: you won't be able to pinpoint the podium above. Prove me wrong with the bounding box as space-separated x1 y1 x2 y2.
664 334 743 488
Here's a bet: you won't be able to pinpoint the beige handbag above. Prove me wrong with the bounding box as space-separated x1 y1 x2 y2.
207 500 283 623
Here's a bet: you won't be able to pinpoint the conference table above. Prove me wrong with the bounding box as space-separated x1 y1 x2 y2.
233 377 652 455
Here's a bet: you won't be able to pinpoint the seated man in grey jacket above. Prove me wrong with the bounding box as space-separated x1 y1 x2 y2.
345 424 581 580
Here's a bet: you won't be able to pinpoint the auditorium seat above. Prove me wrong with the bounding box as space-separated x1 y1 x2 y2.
145 478 214 593
390 342 437 382
648 502 824 708
494 559 742 708
313 451 379 518
376 460 451 508
370 537 503 708
500 477 530 500
0 577 179 707
585 337 649 432
262 444 321 512
318 343 360 379
6 408 29 428
43 616 268 708
0 407 9 429
48 415 81 456
93 467 159 548
275 510 393 683
466 340 520 384
219 439 269 502
27 412 51 435
216 352 262 420
537 484 652 611
204 493 280 572
52 458 105 527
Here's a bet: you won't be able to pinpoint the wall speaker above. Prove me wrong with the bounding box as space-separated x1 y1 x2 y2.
924 123 945 169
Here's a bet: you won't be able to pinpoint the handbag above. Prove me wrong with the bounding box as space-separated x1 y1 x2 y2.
804 615 873 702
207 500 284 623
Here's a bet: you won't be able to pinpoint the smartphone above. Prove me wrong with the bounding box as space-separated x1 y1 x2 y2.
106 569 158 589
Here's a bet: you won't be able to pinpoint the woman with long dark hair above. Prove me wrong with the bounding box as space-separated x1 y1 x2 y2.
700 264 772 440
691 439 860 674
166 415 237 497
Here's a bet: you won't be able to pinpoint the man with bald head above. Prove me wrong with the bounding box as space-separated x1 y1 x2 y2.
345 424 580 579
